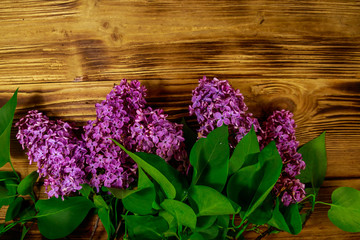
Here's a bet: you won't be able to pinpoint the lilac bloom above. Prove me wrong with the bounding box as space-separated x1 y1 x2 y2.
15 110 87 199
261 110 306 206
189 76 262 146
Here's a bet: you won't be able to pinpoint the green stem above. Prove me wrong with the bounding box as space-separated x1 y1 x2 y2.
235 221 250 239
300 193 315 203
233 215 246 229
9 160 20 182
123 211 129 240
20 222 34 240
1 221 20 233
114 198 119 227
245 225 261 233
231 214 237 228
30 192 37 203
315 201 333 207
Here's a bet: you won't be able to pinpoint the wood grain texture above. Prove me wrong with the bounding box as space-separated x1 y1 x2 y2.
0 0 359 239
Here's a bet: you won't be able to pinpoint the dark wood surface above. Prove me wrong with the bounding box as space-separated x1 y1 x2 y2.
0 0 359 239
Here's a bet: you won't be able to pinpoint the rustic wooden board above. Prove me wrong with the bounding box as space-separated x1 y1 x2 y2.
0 0 359 239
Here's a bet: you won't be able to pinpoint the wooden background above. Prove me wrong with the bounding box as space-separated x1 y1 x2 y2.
0 0 360 239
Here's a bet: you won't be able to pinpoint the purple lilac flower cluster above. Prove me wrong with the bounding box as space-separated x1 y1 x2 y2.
16 110 87 199
82 79 187 190
261 110 306 206
189 76 261 146
82 79 147 190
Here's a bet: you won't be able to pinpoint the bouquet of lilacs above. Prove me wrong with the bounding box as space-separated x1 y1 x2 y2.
0 77 359 240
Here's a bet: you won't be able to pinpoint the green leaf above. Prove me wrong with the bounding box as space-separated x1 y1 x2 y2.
109 188 138 199
153 181 166 210
123 187 156 215
161 199 197 231
0 171 18 182
4 179 18 196
189 185 235 216
158 210 177 237
0 89 18 167
228 126 260 175
79 183 94 198
268 198 302 235
196 224 219 239
227 141 282 219
190 125 229 192
112 139 186 200
117 168 156 214
0 185 16 206
94 195 109 210
125 215 169 240
189 232 206 240
247 193 274 225
138 167 153 189
35 196 94 239
19 204 37 220
181 118 198 157
20 224 32 240
5 197 24 221
297 132 327 196
328 187 360 232
98 207 115 240
196 216 217 231
17 171 38 196
122 168 155 215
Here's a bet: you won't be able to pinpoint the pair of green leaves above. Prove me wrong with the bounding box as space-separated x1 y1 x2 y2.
3 170 39 223
227 140 282 220
297 132 360 233
296 132 360 232
226 127 284 230
267 198 302 235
